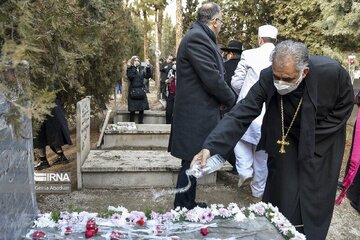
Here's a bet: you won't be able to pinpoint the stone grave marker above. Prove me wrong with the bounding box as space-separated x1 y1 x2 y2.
76 97 91 189
0 62 37 239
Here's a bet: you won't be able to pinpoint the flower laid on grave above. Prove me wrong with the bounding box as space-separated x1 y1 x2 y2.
27 202 306 240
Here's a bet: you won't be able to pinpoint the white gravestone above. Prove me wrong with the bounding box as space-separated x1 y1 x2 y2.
76 97 91 189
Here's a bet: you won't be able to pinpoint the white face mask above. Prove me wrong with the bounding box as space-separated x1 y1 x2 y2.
273 72 304 95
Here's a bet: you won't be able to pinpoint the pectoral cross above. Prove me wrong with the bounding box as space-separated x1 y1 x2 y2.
277 136 290 154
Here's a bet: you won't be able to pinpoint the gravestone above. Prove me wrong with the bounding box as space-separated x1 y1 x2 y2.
0 62 37 239
76 97 91 189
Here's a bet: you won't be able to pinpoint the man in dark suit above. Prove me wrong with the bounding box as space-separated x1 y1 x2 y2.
169 2 236 210
192 40 354 240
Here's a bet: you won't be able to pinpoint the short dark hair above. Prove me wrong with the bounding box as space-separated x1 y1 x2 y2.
197 2 221 24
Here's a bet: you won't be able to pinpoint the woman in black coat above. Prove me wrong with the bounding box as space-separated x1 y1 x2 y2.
127 56 150 124
34 90 72 170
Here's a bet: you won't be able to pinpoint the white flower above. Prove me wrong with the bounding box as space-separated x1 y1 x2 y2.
108 205 128 214
33 213 56 228
234 211 246 222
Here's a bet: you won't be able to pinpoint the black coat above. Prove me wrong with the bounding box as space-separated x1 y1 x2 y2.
223 57 240 96
203 56 354 240
127 65 150 111
34 96 72 148
169 21 236 161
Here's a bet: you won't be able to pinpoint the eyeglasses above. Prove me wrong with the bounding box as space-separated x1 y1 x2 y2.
212 18 223 24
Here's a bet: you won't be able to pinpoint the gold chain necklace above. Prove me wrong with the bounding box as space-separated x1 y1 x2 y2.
277 96 303 154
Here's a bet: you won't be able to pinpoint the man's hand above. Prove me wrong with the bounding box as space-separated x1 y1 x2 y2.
192 149 211 167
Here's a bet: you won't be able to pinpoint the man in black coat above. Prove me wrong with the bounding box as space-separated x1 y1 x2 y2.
192 40 354 239
169 2 236 210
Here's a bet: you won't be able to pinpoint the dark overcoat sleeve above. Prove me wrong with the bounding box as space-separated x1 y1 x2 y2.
314 62 354 154
186 32 235 108
202 69 270 156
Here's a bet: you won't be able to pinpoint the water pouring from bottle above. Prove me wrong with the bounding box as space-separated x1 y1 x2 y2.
153 154 226 201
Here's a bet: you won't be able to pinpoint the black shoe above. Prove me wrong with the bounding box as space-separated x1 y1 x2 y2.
350 201 360 213
195 202 208 208
34 158 50 170
53 154 70 165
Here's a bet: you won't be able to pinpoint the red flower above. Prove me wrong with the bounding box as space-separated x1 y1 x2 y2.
136 218 145 226
200 227 208 236
32 230 46 240
85 229 94 238
86 219 97 230
65 226 72 235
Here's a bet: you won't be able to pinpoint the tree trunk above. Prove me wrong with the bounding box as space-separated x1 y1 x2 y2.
175 0 183 53
120 60 128 107
154 8 161 101
143 10 149 60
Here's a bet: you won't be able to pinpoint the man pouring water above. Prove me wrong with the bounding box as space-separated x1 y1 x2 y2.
192 40 354 240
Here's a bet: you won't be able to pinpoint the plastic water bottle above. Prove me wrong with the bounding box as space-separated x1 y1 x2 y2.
186 154 226 178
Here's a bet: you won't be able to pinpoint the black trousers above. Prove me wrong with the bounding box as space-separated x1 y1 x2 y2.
129 111 144 124
166 93 175 124
174 160 198 209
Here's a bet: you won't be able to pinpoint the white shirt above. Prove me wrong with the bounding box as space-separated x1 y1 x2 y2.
231 43 275 145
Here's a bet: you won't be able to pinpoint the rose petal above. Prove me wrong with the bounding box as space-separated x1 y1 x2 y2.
200 227 208 236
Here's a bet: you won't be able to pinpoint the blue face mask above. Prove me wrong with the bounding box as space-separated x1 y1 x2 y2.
273 72 304 95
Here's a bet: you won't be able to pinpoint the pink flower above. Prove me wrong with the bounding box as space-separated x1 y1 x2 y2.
110 230 122 240
32 230 46 240
64 226 72 235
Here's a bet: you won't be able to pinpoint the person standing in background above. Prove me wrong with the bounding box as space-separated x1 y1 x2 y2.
221 39 242 99
231 25 278 198
165 58 177 124
160 55 174 100
34 87 72 170
143 58 153 93
168 2 236 210
127 56 151 124
219 39 243 172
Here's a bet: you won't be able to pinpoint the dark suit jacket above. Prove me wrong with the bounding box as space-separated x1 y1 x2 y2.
203 56 354 240
169 21 235 161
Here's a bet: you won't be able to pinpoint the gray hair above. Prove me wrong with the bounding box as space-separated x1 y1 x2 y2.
130 55 140 65
197 2 221 24
271 40 309 72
